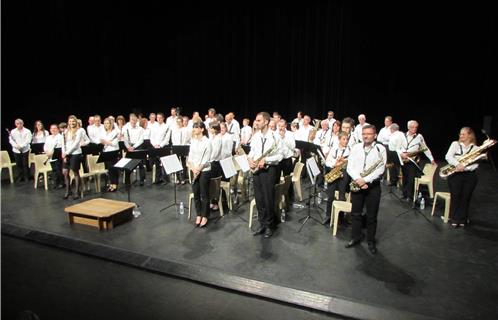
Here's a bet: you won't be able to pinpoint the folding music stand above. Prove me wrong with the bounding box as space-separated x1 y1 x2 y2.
81 143 103 156
114 158 143 217
30 143 45 155
148 146 172 184
158 154 185 214
297 157 324 232
125 149 147 185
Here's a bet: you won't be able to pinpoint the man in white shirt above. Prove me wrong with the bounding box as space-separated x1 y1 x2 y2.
148 113 159 129
295 115 313 142
326 110 336 128
377 116 393 146
353 114 369 144
225 112 241 150
346 125 386 254
204 108 216 128
240 118 252 145
248 112 283 238
87 115 106 144
387 123 404 187
166 107 178 128
44 124 64 188
124 113 146 186
150 113 171 184
9 118 32 182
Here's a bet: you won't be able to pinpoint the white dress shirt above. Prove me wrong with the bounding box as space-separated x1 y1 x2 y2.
32 130 49 144
100 129 120 152
347 143 387 183
325 145 350 168
279 130 296 159
353 123 369 144
397 133 434 163
9 128 32 153
62 129 84 155
188 136 212 172
295 124 312 142
445 142 478 172
248 129 283 165
150 123 170 147
240 126 253 145
87 124 106 144
388 131 404 152
123 123 144 149
209 134 223 162
377 126 392 145
43 134 63 154
221 133 235 159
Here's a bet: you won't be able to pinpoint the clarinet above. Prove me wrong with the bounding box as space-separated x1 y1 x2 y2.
192 147 208 183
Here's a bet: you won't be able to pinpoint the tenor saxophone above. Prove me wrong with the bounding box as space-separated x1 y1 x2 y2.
250 140 278 174
324 160 347 183
439 139 496 178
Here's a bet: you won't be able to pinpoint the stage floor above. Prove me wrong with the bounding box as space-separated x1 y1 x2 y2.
2 165 498 320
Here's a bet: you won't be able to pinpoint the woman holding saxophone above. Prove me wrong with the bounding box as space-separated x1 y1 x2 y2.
345 125 386 254
444 127 479 228
324 131 350 225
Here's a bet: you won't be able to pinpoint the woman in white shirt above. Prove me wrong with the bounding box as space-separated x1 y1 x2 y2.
62 115 84 200
100 118 120 192
32 120 49 144
445 127 479 228
187 122 212 228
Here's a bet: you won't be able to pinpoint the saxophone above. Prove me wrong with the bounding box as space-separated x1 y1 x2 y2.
325 160 347 183
439 139 496 178
349 154 384 192
250 139 278 174
402 146 428 163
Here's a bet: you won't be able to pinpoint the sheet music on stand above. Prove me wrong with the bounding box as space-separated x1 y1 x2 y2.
220 157 237 178
160 154 183 174
113 157 143 217
234 155 250 173
306 157 321 185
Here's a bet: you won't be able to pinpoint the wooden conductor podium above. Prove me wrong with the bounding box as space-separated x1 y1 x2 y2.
64 198 135 230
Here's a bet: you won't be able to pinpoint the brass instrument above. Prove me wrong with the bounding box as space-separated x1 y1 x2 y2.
250 139 278 174
350 153 384 192
402 147 428 163
324 160 347 183
439 139 496 178
308 128 317 142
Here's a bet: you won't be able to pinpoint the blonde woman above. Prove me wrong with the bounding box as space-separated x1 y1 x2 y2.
100 118 120 192
61 115 83 199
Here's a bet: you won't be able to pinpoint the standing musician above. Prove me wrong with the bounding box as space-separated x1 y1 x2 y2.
248 112 283 238
124 113 146 186
397 120 436 201
353 114 369 144
324 131 351 225
277 119 296 182
345 125 386 254
32 120 49 144
61 115 84 200
240 118 252 146
313 120 331 155
100 117 120 192
445 127 480 228
341 117 357 149
326 120 341 155
188 122 212 228
150 112 171 184
171 116 189 184
377 116 393 146
9 118 32 182
44 124 64 189
387 123 404 187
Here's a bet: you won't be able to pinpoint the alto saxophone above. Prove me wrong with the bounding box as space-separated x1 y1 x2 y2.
402 147 428 163
350 154 384 192
325 160 347 183
250 140 278 174
439 139 496 178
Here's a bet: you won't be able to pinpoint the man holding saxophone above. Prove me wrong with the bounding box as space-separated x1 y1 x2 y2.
346 125 386 254
248 112 283 238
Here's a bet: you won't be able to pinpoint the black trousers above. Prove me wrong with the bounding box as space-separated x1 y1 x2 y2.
49 159 64 186
350 182 381 243
401 161 421 199
152 156 166 182
253 166 277 229
448 171 478 224
14 151 29 180
325 170 350 217
387 150 401 185
192 170 211 218
104 161 120 186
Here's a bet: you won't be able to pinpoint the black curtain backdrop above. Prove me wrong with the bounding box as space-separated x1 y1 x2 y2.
2 1 497 159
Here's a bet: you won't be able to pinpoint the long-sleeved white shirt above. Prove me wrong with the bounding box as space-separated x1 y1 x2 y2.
123 123 144 149
9 128 32 153
221 133 235 159
294 125 313 142
240 126 253 145
188 136 212 172
248 129 283 165
100 129 120 152
32 130 49 144
353 123 369 143
347 142 386 183
388 131 404 151
313 129 331 148
377 126 392 145
43 134 63 154
87 124 106 144
445 141 478 172
397 133 434 163
150 122 170 147
279 130 296 159
209 134 223 162
62 129 84 155
325 145 350 168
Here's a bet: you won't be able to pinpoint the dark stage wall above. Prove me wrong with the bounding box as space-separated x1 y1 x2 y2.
2 1 497 159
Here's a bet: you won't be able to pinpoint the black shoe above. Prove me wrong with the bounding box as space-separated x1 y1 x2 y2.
153 179 163 185
264 228 273 238
252 226 266 236
368 242 377 254
139 181 144 186
72 194 80 200
345 239 361 248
